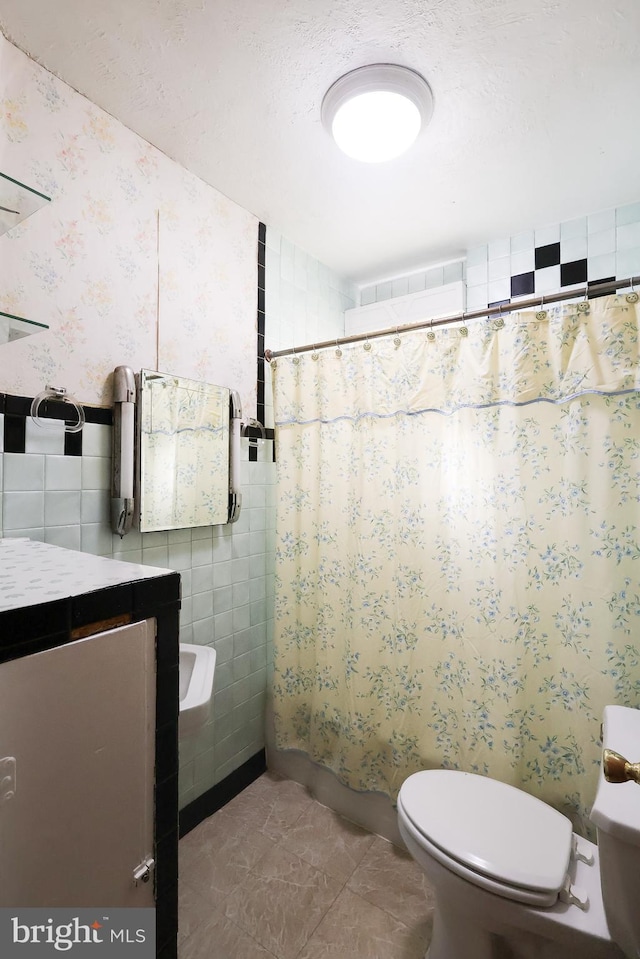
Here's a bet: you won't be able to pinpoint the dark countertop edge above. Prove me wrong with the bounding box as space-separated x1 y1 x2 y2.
0 571 181 660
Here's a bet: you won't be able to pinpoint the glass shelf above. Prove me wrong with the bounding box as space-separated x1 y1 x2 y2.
0 171 50 235
0 311 48 345
0 174 51 343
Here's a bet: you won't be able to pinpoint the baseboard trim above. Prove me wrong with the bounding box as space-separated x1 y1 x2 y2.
179 749 267 837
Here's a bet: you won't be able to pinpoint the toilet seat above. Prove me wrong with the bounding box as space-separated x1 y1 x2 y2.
398 770 574 907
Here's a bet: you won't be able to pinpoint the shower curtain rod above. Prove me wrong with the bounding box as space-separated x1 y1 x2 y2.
264 274 640 361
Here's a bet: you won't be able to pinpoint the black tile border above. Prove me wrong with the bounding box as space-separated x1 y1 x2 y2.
4 413 26 453
179 748 267 837
0 393 112 424
0 574 181 959
0 392 112 457
255 222 267 464
64 430 83 456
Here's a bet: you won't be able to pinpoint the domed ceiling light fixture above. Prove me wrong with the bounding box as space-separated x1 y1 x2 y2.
321 63 434 163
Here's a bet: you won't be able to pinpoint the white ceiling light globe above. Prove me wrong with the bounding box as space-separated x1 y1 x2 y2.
332 91 422 163
322 64 433 164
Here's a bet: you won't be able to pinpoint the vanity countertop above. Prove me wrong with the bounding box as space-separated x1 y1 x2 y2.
0 537 174 613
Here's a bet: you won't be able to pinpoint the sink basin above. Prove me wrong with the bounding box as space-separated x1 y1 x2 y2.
179 643 216 738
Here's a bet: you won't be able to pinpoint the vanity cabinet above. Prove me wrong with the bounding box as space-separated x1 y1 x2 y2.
0 539 180 959
0 620 155 908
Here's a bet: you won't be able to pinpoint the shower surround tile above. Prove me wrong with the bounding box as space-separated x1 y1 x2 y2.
465 201 640 312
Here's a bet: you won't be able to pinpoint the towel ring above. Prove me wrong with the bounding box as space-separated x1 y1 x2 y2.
241 418 266 444
30 385 85 433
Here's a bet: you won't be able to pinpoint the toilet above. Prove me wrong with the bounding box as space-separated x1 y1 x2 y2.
397 705 640 959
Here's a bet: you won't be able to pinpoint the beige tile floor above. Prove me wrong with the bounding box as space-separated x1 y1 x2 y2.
178 771 436 959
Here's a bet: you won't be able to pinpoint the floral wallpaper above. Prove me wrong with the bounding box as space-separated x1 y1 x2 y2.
0 34 257 412
271 295 640 839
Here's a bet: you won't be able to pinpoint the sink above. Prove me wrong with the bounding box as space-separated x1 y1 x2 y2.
179 643 216 738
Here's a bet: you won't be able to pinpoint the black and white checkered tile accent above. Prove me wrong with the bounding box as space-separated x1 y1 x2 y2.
494 242 614 306
467 204 640 311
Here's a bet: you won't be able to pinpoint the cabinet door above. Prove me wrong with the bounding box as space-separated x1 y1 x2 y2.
0 619 156 907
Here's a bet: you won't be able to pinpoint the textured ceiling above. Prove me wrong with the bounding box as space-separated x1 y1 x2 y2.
1 0 639 285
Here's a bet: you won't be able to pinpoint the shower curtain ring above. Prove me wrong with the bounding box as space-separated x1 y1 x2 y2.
626 275 639 303
577 284 590 314
363 336 372 352
393 326 402 348
335 338 343 358
427 318 435 341
536 294 547 321
494 301 507 329
292 345 300 365
311 345 319 361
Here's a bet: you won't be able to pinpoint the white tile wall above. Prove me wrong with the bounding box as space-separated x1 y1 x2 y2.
511 231 535 254
358 259 465 306
561 235 587 263
265 228 356 359
264 227 355 431
356 199 640 318
178 442 276 799
0 416 275 810
24 418 65 455
466 200 640 310
535 265 561 294
534 224 560 247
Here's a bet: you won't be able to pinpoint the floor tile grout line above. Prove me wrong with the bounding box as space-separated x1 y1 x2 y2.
214 811 341 959
275 799 383 959
290 864 350 959
225 910 281 959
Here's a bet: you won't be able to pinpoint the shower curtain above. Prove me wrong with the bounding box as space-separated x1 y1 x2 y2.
270 295 640 836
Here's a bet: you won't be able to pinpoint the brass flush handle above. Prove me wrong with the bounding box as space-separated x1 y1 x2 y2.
603 749 640 785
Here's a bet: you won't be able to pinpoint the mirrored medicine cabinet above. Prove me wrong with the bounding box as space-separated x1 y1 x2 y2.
111 367 242 536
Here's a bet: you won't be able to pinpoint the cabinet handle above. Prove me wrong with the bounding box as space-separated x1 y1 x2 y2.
133 857 155 885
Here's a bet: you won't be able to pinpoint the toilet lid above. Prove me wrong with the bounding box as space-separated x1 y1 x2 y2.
399 770 573 894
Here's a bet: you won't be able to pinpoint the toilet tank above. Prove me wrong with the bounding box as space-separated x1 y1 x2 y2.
590 705 640 959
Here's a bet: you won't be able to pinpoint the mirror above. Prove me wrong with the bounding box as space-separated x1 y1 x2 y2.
137 369 231 531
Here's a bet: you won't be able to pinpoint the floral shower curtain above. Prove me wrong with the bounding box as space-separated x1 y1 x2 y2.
270 295 640 836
